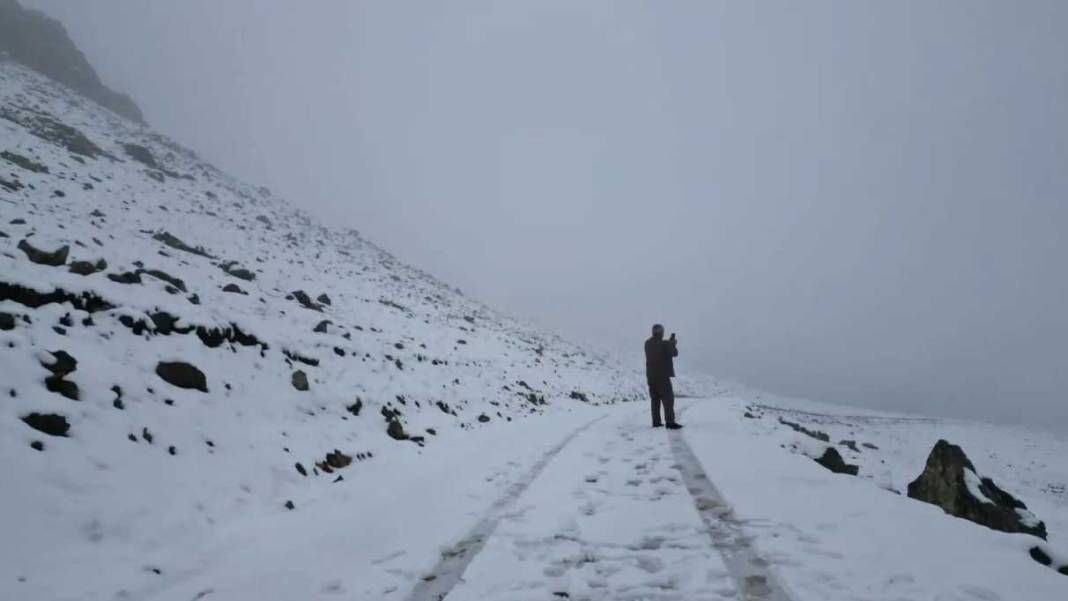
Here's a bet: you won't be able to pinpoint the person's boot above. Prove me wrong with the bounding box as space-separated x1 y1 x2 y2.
666 423 683 430
652 423 664 428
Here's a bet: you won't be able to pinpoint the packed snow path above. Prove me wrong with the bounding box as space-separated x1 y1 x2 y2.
410 404 789 601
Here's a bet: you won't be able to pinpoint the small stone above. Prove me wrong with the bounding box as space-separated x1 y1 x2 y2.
291 370 309 391
478 414 490 423
284 500 295 510
30 441 44 451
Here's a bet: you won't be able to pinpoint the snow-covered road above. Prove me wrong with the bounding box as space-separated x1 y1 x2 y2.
9 396 1066 601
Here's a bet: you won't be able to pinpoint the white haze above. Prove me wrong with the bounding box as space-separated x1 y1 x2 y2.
23 0 1068 431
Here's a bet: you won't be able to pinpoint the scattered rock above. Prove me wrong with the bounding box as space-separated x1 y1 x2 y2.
21 413 69 437
779 417 830 442
569 391 589 402
839 439 860 453
18 239 69 266
295 463 307 477
814 447 858 475
1 150 49 173
346 399 362 416
41 350 77 376
153 231 213 258
284 500 295 510
222 283 246 294
123 143 158 169
313 320 330 334
155 361 208 392
316 293 331 306
30 440 44 451
69 258 107 275
289 290 323 312
478 413 491 423
45 375 79 401
386 419 408 440
291 370 309 391
318 449 352 471
907 440 1047 539
107 271 142 285
219 261 255 281
0 312 15 330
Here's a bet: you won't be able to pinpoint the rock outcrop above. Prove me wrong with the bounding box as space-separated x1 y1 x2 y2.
0 0 144 123
907 439 1047 539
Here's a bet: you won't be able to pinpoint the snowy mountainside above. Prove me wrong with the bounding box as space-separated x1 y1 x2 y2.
0 59 645 593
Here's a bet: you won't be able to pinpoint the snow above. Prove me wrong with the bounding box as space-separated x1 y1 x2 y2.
3 59 1068 600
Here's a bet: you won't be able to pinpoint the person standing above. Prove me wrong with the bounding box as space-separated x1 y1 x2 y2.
644 323 681 429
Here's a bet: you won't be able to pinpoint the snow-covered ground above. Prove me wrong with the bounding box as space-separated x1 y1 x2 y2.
3 59 1068 600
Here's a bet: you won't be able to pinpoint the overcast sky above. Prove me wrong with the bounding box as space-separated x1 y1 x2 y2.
24 0 1068 430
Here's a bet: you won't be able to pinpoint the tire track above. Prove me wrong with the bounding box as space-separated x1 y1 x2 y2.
404 414 607 601
669 404 793 601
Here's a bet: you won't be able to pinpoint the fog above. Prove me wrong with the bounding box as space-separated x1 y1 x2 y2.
24 1 1068 430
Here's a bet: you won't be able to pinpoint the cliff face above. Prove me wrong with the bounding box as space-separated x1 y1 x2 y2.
0 0 145 124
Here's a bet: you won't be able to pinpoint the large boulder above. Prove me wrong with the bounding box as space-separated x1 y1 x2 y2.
907 440 1046 539
155 361 208 393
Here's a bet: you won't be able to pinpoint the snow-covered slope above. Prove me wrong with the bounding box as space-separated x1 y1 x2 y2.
0 59 648 598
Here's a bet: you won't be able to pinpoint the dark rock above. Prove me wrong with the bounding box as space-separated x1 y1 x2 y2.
68 258 107 275
18 239 69 266
107 271 142 285
779 418 830 442
291 370 309 391
321 449 352 470
839 439 860 453
155 361 208 392
386 419 408 440
313 320 330 333
1 150 48 173
743 411 758 419
142 427 154 443
316 293 332 306
569 391 589 402
295 462 307 477
862 442 879 450
0 312 15 330
123 143 158 169
478 413 491 423
140 269 186 292
45 375 79 400
346 399 362 416
1030 545 1052 566
219 261 255 281
284 500 295 510
1059 565 1068 576
907 440 1047 539
290 290 323 312
41 350 77 376
30 440 44 451
814 447 858 475
222 283 244 294
21 412 69 437
152 230 213 258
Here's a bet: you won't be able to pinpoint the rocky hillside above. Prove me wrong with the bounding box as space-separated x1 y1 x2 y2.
0 0 144 123
0 56 644 592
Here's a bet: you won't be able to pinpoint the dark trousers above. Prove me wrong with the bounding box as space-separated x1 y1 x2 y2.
648 378 675 426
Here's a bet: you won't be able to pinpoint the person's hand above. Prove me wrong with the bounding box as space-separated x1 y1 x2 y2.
670 333 677 341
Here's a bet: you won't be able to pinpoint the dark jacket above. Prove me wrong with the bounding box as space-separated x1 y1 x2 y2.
644 336 678 382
